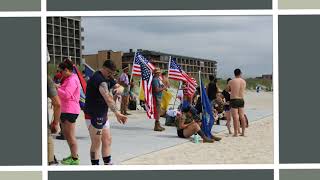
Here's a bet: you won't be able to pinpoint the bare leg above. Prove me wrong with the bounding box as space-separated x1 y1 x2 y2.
225 111 232 134
124 96 129 114
182 122 213 143
231 108 239 137
182 122 201 138
101 128 112 158
88 126 101 162
62 121 78 158
239 107 246 136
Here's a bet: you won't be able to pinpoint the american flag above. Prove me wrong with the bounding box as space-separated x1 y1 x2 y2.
168 57 184 81
132 51 155 77
168 57 197 96
140 61 154 119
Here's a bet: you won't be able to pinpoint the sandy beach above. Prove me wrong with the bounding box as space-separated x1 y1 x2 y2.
121 91 273 165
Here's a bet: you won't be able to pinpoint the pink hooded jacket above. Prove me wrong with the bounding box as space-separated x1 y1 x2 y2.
58 73 81 114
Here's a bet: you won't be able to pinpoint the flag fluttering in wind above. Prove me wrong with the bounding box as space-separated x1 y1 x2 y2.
72 65 87 109
168 57 197 95
200 75 215 138
83 63 95 79
132 51 155 77
140 60 154 119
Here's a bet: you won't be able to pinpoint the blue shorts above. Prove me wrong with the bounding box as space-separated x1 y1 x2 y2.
84 113 108 130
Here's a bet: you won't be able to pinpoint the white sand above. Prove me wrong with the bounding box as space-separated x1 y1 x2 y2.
122 91 273 165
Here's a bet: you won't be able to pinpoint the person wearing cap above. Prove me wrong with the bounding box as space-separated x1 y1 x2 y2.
175 104 214 143
151 67 166 131
119 66 131 115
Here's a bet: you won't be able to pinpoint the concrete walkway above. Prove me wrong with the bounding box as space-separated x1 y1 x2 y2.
50 105 272 165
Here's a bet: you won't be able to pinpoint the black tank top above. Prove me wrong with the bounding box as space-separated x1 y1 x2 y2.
207 82 217 101
222 89 230 102
85 71 116 116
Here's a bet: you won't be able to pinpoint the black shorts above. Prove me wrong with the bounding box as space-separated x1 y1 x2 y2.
230 99 245 108
60 113 79 123
177 129 186 138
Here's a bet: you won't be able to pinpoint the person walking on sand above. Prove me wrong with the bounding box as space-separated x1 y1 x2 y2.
228 69 247 137
84 60 127 165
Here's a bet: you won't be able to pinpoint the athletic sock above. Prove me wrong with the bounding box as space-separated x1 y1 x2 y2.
72 157 78 160
103 156 112 165
91 159 99 165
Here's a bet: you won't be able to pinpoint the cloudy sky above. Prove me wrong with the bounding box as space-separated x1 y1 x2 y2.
82 16 273 78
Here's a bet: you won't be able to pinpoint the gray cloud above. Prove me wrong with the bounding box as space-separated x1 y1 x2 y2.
82 16 272 78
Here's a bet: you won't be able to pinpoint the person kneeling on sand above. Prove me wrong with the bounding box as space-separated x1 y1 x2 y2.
175 105 214 143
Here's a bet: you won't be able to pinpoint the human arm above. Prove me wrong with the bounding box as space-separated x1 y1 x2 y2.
57 79 77 99
177 114 195 129
50 95 61 133
99 82 127 124
48 77 61 133
152 79 167 93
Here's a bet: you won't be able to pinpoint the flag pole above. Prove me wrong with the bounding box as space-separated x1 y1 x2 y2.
172 81 181 109
128 50 137 92
199 71 204 115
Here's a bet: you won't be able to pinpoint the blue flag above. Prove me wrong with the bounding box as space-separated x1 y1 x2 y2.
84 63 95 78
200 78 215 138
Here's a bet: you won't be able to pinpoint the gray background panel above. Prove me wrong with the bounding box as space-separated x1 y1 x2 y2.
279 15 320 163
47 0 272 11
49 170 273 180
0 0 40 11
281 170 320 180
0 18 41 165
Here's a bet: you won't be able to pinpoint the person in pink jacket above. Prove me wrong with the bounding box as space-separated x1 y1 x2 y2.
57 59 81 165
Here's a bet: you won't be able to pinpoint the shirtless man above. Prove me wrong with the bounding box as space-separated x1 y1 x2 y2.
228 69 246 137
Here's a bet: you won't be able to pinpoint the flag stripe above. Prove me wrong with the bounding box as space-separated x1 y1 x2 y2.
168 57 198 95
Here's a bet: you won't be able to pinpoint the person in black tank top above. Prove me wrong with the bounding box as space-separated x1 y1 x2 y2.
85 60 128 165
222 78 232 134
206 75 217 105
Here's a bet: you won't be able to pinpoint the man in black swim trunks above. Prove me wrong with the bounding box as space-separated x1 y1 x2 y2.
228 69 247 137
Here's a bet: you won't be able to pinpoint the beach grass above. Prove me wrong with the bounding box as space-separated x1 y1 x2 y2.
217 78 273 91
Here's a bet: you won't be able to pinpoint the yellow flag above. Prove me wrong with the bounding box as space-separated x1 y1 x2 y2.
161 90 173 111
139 86 145 101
